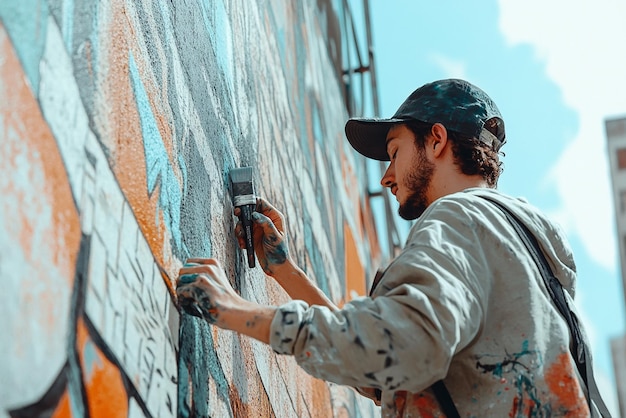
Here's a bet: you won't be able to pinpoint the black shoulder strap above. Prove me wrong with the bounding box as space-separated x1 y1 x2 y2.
431 380 460 418
483 196 612 417
431 196 612 417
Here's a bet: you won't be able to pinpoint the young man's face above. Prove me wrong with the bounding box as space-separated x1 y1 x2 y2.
381 124 435 220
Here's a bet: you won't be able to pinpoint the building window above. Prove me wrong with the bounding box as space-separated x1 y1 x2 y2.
617 148 626 170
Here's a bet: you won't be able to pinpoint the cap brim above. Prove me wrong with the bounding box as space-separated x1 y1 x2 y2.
345 118 407 161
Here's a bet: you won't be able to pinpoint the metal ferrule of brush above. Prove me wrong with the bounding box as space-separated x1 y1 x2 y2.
230 167 256 268
233 194 256 207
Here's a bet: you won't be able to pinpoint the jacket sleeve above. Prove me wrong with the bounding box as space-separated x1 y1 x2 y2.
269 198 493 392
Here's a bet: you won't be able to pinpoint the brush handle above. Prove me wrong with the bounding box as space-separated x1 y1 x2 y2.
240 204 256 268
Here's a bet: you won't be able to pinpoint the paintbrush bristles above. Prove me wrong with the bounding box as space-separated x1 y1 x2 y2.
230 167 255 206
229 167 253 184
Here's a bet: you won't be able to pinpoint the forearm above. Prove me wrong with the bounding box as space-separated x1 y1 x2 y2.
270 259 337 311
177 259 278 345
218 299 277 345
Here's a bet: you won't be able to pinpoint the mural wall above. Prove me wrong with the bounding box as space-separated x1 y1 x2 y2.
0 1 382 417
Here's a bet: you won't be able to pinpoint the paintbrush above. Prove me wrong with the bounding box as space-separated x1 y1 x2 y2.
230 167 256 268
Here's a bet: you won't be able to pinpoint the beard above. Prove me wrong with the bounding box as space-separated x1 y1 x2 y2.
398 147 435 220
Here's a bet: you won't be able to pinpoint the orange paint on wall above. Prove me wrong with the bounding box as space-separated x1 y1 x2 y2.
76 317 129 418
340 150 382 267
544 352 589 416
0 24 81 283
226 333 278 417
361 196 382 263
51 390 72 418
307 378 333 418
340 152 364 240
85 2 179 294
343 221 366 304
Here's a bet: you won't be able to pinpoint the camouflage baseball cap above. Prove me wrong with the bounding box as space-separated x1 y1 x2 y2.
345 79 506 161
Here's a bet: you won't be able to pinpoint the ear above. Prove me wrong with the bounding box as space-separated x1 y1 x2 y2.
430 123 448 158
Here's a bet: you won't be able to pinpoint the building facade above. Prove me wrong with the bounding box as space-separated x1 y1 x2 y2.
605 116 626 418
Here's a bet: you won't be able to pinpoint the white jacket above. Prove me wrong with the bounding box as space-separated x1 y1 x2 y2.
270 188 591 417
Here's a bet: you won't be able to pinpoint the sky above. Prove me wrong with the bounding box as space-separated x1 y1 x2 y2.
365 0 626 413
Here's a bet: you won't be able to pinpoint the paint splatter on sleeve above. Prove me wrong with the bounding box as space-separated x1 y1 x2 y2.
267 275 473 394
269 300 310 355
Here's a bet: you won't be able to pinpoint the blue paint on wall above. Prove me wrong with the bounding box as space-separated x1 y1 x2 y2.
57 0 99 75
61 0 74 51
178 153 188 197
128 53 184 255
311 99 324 146
198 0 234 97
82 339 103 380
179 134 212 260
303 208 331 297
88 3 99 74
178 315 233 418
0 0 49 95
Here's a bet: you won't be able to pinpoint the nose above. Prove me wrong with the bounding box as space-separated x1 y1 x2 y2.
380 161 395 188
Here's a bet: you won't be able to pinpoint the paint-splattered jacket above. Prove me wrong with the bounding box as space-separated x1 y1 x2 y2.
269 188 593 417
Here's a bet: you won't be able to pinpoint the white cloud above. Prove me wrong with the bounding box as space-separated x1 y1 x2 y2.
428 53 468 80
498 0 626 272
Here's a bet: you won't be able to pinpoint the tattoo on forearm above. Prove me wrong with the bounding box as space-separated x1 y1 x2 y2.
245 314 262 329
253 219 289 274
265 236 288 264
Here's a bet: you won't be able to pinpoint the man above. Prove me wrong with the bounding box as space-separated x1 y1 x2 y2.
177 79 605 417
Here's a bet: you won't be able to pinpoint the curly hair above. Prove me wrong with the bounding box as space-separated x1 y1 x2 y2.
404 120 503 187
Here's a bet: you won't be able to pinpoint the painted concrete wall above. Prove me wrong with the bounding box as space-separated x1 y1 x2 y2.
0 1 382 417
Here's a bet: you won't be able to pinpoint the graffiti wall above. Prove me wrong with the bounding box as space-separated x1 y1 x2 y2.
0 1 381 417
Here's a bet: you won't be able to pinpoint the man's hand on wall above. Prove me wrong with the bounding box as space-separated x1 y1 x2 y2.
235 197 290 276
176 258 276 344
235 198 337 310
